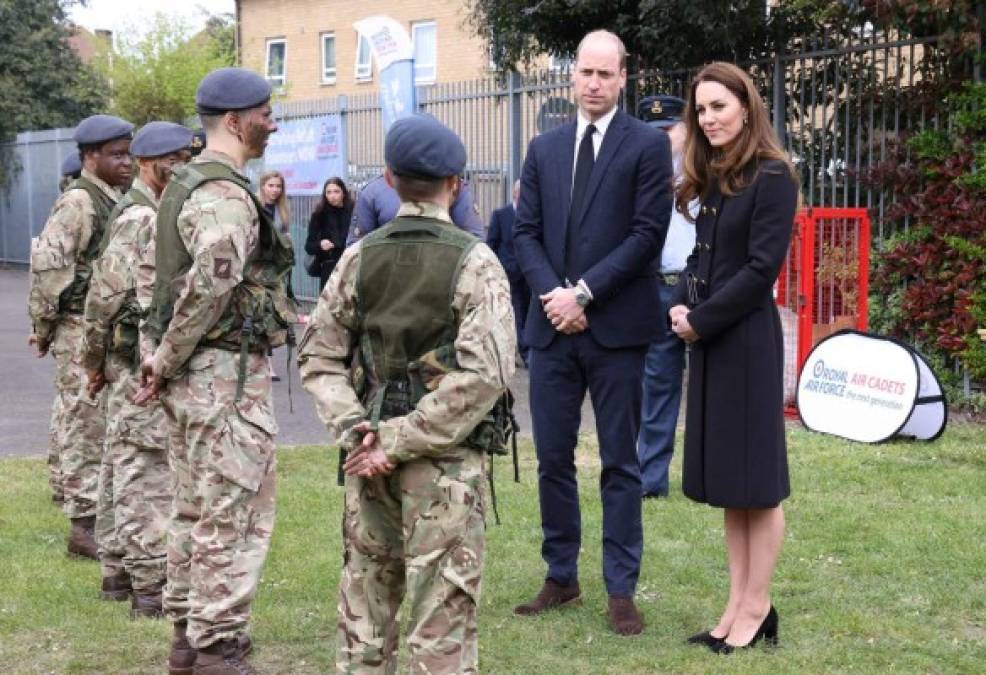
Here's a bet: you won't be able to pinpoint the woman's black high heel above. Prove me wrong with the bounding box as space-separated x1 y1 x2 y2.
712 605 778 654
686 630 725 648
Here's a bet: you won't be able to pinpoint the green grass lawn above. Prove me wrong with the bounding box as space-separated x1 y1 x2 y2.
2 424 985 674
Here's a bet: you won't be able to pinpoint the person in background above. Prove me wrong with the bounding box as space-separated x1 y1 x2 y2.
256 169 292 380
347 172 484 244
305 177 353 290
487 179 530 367
670 61 798 654
256 170 291 234
635 95 697 499
60 153 83 192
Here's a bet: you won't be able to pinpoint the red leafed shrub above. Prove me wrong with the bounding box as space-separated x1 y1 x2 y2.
865 83 986 380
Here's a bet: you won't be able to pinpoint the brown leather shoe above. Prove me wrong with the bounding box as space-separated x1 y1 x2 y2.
192 638 257 675
100 569 132 601
169 621 196 675
513 578 582 616
67 516 98 560
130 586 164 619
608 596 644 635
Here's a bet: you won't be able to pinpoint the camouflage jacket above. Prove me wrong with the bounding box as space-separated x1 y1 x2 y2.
28 169 121 343
80 178 159 374
298 201 517 464
150 150 262 380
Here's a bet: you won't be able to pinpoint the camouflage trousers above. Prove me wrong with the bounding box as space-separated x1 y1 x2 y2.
337 446 487 675
160 348 278 649
49 314 106 519
95 355 171 589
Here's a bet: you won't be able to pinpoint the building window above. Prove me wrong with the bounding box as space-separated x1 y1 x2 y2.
265 38 286 88
355 33 372 81
321 33 336 84
412 21 437 84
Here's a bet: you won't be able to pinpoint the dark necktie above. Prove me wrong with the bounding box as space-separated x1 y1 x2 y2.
566 123 596 282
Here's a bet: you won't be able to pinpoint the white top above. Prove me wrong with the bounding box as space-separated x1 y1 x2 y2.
663 156 699 273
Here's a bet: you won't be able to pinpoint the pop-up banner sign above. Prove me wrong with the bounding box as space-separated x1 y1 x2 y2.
797 330 947 443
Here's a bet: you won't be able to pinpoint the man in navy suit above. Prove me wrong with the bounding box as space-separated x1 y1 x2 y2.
512 30 672 635
487 180 530 366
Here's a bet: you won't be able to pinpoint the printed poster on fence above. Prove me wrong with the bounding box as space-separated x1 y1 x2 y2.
263 114 345 196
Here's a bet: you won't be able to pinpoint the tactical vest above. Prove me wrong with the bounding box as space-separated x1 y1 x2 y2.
146 161 296 364
58 177 117 314
99 187 158 366
354 216 519 507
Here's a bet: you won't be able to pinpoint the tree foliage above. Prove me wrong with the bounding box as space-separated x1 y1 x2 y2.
98 12 235 126
470 0 863 71
0 0 107 186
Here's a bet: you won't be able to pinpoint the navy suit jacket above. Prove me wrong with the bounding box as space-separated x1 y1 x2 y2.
486 204 523 283
514 109 673 349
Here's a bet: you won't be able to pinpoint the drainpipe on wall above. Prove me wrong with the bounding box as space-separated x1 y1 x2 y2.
234 0 242 66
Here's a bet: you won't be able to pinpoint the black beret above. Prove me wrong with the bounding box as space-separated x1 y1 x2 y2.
131 121 194 158
61 153 82 177
384 114 466 180
73 114 134 145
638 95 686 128
196 67 272 116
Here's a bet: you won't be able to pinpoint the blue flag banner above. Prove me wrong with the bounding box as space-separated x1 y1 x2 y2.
354 16 416 132
263 114 345 196
379 59 417 130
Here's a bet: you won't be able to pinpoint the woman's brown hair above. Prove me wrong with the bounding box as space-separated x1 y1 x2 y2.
256 170 292 232
676 61 797 219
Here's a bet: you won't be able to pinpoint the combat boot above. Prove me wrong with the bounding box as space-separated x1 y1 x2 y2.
130 581 164 618
100 569 132 601
192 638 257 675
67 516 98 560
169 621 196 675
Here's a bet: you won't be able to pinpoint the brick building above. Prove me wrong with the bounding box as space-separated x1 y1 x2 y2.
236 0 495 101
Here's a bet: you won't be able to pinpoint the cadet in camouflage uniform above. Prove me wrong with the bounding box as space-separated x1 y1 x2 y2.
299 114 516 674
135 68 290 675
80 122 194 616
28 114 133 558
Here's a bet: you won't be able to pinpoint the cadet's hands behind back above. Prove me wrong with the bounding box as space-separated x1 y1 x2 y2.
344 421 396 478
28 333 49 358
133 356 165 405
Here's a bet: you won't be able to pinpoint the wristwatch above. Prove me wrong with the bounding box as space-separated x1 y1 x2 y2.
574 287 591 307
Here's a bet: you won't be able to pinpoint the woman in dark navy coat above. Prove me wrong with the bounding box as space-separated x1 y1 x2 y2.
669 62 799 654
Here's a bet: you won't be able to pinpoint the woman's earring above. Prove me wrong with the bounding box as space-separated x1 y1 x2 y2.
743 114 749 125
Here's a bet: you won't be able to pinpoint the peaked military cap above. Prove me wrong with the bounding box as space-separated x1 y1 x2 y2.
131 121 194 158
638 94 686 129
196 67 272 116
384 114 466 180
61 153 82 177
73 114 134 145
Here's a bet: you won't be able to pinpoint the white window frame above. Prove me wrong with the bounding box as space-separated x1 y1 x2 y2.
320 32 337 84
411 21 437 84
355 33 373 82
265 38 287 89
549 54 574 73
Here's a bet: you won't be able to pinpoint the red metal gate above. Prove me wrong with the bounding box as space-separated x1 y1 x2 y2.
776 207 871 411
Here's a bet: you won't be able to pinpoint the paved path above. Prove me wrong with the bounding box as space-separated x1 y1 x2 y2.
1 266 596 458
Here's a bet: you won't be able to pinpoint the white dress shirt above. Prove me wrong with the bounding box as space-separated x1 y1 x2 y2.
662 155 699 273
573 105 618 186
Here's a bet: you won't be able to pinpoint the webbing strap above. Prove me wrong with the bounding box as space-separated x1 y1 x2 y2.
235 317 253 402
488 459 501 526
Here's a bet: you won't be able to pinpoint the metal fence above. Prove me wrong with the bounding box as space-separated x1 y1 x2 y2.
1 30 970 299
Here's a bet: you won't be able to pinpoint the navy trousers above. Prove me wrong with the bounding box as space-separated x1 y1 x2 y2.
529 331 647 597
509 278 531 361
637 282 687 496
